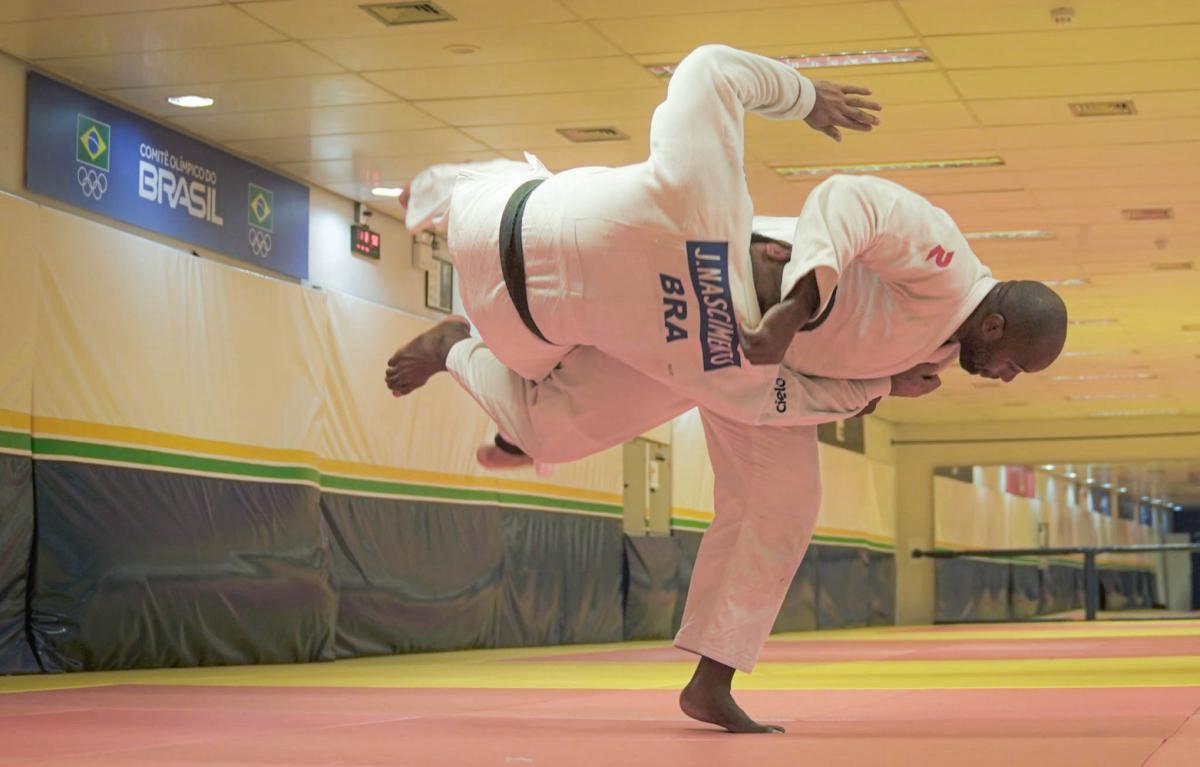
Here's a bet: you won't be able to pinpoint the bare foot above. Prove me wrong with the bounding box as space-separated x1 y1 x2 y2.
679 656 783 734
385 316 470 396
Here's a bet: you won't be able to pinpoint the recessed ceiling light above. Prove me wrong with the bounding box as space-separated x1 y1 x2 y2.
1042 465 1057 470
963 230 1055 240
1051 372 1155 381
1066 472 1077 479
647 48 930 77
1122 207 1173 221
1068 318 1117 326
1102 483 1113 489
772 157 1005 177
1119 487 1128 493
371 187 405 197
1069 100 1136 117
1086 478 1095 484
167 95 214 108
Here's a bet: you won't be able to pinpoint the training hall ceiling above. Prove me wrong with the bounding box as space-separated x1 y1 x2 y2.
1 0 1199 428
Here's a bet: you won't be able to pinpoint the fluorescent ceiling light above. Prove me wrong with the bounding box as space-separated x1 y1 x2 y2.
1068 318 1117 326
1051 372 1155 381
647 48 929 77
1070 393 1164 401
1041 465 1056 470
963 230 1055 241
1040 277 1090 287
371 187 405 197
1066 472 1077 479
167 95 214 108
1119 487 1128 493
1062 349 1133 358
1091 408 1181 417
773 157 1005 177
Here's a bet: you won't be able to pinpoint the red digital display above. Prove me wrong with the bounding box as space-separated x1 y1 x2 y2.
351 224 381 259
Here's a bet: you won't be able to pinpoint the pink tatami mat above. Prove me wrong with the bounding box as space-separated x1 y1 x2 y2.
2 685 1198 766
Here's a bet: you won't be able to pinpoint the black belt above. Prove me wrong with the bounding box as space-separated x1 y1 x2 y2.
800 286 837 332
498 179 550 343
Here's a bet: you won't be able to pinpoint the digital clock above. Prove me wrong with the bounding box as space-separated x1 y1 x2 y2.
351 224 381 259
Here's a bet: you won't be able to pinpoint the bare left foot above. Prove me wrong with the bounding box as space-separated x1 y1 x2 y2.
385 316 470 396
679 656 784 734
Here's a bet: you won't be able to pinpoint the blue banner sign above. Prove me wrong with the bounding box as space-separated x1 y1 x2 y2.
26 72 309 280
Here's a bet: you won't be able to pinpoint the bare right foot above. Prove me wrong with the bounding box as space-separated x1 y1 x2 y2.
384 316 470 396
679 656 784 734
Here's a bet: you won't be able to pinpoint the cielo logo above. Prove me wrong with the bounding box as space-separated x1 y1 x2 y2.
247 182 274 258
75 113 110 200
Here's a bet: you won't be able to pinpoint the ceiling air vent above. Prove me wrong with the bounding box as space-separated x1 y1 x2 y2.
1151 261 1193 271
556 127 629 143
1069 101 1136 117
361 2 455 26
1122 207 1173 221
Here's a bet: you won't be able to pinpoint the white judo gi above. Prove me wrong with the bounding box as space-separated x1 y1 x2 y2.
439 175 996 671
403 47 996 673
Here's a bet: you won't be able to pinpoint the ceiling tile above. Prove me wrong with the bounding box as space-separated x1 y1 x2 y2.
1017 165 1200 192
754 127 996 166
901 0 1200 35
414 88 665 128
1002 143 1200 170
461 120 650 152
236 0 574 40
281 150 504 186
591 3 912 54
364 57 656 101
950 61 1200 100
970 91 1200 127
228 128 486 163
305 22 619 71
108 74 398 116
563 0 875 20
169 102 444 142
986 118 1200 150
927 25 1200 69
0 1 215 24
0 5 282 59
38 42 345 90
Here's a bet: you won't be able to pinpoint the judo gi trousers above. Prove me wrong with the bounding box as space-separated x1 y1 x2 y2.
446 338 822 673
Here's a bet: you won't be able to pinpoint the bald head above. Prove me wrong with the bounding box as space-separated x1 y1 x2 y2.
955 280 1068 382
999 280 1068 366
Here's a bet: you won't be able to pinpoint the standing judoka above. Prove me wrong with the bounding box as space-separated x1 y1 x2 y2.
389 171 1068 733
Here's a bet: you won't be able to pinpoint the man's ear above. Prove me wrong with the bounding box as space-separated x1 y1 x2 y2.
762 241 792 263
982 312 1006 341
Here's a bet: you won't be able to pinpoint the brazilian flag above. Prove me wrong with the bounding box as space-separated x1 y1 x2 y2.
248 183 274 232
76 114 110 171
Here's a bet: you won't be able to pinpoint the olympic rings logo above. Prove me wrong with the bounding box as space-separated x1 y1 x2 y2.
248 227 273 258
77 166 108 200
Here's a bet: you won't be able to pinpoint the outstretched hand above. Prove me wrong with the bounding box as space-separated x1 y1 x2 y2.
804 81 882 142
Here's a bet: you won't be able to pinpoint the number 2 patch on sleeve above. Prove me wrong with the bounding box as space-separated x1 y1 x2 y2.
926 244 955 268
